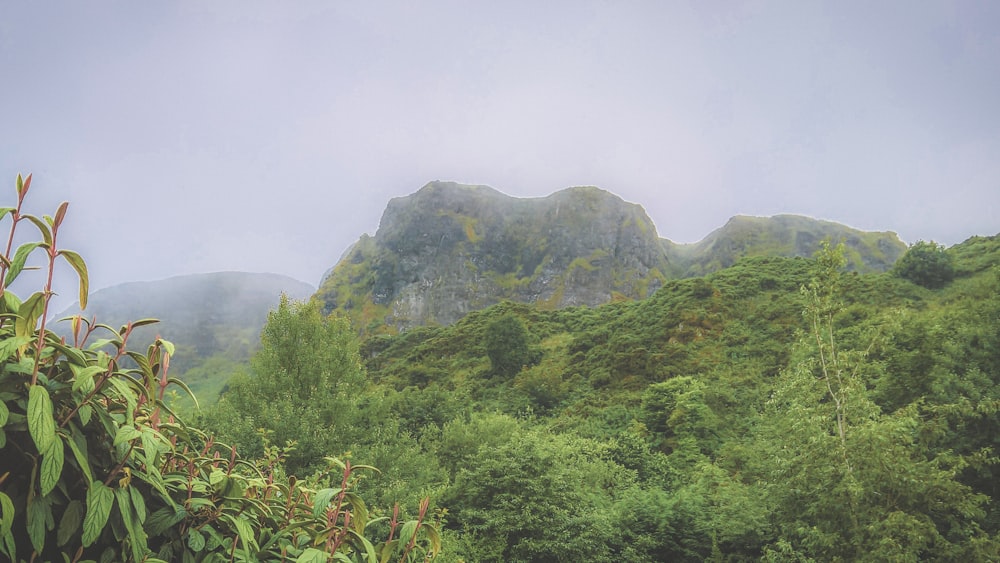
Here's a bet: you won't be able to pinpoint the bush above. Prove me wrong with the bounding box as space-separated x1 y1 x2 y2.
893 240 955 289
0 174 440 562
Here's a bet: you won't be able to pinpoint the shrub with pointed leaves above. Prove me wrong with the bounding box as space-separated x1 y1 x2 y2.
0 174 440 562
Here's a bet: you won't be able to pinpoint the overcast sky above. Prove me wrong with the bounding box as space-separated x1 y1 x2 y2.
2 1 998 304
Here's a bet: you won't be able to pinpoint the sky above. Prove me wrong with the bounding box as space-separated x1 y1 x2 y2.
2 1 998 307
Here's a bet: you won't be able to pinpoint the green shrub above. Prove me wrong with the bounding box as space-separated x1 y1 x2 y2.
0 174 440 562
893 240 955 288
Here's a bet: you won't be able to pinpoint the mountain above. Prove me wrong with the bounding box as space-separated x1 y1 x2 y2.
317 182 908 332
315 182 670 331
665 214 906 277
56 272 315 375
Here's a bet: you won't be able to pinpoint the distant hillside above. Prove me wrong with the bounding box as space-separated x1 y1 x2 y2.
56 272 315 376
666 214 906 277
317 182 908 332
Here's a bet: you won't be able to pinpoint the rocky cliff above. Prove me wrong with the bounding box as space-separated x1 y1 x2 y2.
316 182 670 331
317 182 907 332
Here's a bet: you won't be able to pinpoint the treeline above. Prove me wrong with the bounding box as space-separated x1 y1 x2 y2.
200 235 1000 561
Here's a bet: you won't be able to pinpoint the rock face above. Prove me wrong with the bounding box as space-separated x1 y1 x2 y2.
665 214 907 277
316 182 670 331
317 182 908 332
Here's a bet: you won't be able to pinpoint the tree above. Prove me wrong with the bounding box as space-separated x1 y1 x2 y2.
484 313 536 378
893 240 955 289
746 243 998 560
204 295 366 475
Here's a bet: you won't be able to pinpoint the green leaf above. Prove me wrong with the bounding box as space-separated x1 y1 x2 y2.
0 491 14 542
129 484 147 524
71 365 104 395
0 291 21 315
114 424 141 447
23 214 52 246
65 425 94 484
57 499 85 547
58 249 89 310
187 528 206 552
79 404 93 426
15 291 46 345
46 339 89 367
116 487 147 562
0 207 14 222
28 384 56 454
40 435 65 496
295 548 329 563
312 487 340 518
4 241 41 286
0 399 8 427
26 495 50 554
0 336 31 364
82 481 114 546
145 504 187 536
157 338 175 357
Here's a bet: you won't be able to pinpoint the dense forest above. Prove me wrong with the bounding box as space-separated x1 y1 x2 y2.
203 234 1000 561
2 175 998 561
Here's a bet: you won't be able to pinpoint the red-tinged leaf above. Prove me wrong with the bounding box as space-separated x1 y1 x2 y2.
21 173 32 195
58 249 89 310
52 201 69 229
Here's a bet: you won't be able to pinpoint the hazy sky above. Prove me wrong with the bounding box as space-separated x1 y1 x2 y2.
2 1 998 302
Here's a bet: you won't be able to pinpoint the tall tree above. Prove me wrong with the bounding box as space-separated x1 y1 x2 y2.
748 243 998 560
204 295 365 475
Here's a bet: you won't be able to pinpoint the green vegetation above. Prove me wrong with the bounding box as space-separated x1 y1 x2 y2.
893 239 956 288
0 175 439 562
6 173 998 561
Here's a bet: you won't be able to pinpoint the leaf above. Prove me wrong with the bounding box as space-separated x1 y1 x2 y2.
71 365 104 395
0 207 14 223
312 487 340 518
58 249 89 310
52 201 69 230
40 435 65 496
0 491 14 542
114 424 141 447
187 528 206 552
28 384 56 454
0 399 8 427
156 338 175 357
57 499 85 546
15 291 46 346
145 504 187 536
129 484 147 524
65 425 94 484
26 495 50 554
1 291 21 314
4 242 41 287
116 487 147 562
82 481 114 546
23 214 52 246
295 548 330 563
0 336 30 364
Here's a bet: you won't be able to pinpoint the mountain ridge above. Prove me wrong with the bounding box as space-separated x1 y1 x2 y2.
316 182 907 331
